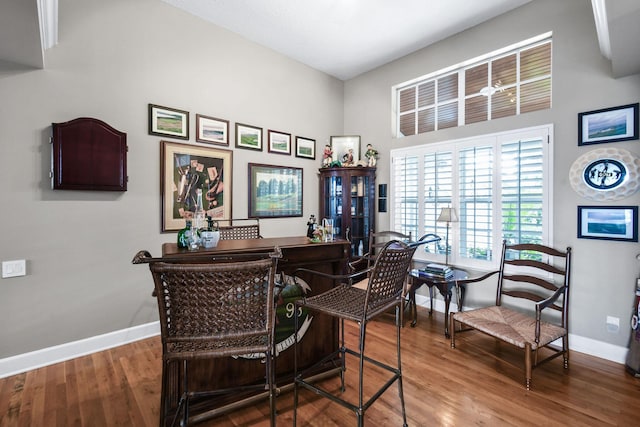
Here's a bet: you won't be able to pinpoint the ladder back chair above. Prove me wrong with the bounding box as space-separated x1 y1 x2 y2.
135 249 280 426
292 240 425 427
450 240 572 389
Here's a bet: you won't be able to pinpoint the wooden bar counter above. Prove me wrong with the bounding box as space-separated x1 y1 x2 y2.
159 236 350 423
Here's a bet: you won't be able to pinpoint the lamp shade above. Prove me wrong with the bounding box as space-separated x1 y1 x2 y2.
437 207 458 223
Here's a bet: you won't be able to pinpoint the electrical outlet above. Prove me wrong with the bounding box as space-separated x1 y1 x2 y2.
2 260 26 278
606 316 619 334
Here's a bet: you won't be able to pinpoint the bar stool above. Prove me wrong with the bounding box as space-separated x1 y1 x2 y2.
292 240 421 427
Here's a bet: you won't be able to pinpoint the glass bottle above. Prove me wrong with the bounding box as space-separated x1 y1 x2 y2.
177 219 192 249
187 220 199 251
194 188 206 233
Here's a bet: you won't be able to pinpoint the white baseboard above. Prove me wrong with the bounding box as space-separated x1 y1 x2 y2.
0 321 160 379
0 299 630 379
413 294 628 365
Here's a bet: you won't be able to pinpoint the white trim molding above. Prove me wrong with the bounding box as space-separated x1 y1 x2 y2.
591 0 612 60
0 322 160 379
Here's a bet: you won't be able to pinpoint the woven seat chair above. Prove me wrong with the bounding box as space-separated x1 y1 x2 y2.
138 250 279 426
450 240 572 390
292 240 425 427
218 218 262 240
349 231 440 327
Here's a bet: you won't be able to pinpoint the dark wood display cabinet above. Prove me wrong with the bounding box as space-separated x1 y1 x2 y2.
319 166 376 257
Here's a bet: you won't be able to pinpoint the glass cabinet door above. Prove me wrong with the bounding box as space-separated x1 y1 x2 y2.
319 167 375 258
349 175 371 255
322 175 343 239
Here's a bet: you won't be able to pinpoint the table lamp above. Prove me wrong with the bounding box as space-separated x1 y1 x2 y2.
437 207 458 265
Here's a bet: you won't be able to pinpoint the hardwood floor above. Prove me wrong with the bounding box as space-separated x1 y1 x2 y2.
2 307 639 426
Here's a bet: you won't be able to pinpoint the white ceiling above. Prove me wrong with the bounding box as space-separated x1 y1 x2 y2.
2 0 639 80
161 0 531 80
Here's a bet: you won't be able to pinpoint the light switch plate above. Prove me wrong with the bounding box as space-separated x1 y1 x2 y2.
2 260 26 278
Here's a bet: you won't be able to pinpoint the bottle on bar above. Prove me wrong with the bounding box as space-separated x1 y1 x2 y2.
194 188 206 234
177 219 192 249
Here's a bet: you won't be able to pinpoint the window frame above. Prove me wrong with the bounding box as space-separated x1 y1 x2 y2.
390 124 553 270
393 32 552 138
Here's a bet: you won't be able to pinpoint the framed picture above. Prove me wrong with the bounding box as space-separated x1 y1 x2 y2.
196 114 229 146
268 130 291 155
295 136 316 159
577 205 638 242
248 163 303 218
331 135 361 165
578 103 639 146
161 141 232 232
149 104 189 140
235 123 263 151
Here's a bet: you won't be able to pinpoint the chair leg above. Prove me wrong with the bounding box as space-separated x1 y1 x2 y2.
525 343 532 390
340 318 346 392
563 335 569 369
450 315 457 348
358 321 367 420
266 350 276 426
396 306 408 427
293 305 300 426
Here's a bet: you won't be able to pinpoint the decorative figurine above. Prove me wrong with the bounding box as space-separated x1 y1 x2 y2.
342 148 354 166
365 144 378 167
322 144 333 167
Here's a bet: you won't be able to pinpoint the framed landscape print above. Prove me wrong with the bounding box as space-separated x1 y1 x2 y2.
149 104 189 140
295 136 316 159
268 130 291 155
577 205 638 242
248 163 302 218
161 141 232 231
196 114 229 146
235 123 263 151
578 103 639 146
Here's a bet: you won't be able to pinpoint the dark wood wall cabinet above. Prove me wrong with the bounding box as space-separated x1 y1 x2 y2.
51 117 128 191
319 166 376 257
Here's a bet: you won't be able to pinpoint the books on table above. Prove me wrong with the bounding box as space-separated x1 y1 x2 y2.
421 263 454 279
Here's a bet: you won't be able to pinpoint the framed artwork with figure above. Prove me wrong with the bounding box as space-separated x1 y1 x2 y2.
161 141 232 232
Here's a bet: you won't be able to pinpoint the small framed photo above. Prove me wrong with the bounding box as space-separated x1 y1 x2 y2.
161 141 232 232
331 135 361 165
235 123 263 151
578 103 639 146
268 130 292 155
295 136 316 159
196 114 229 146
149 104 189 140
248 163 303 218
577 205 638 242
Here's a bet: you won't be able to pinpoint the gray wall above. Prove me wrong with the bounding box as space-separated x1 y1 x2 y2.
0 0 343 358
344 0 640 349
1 0 639 362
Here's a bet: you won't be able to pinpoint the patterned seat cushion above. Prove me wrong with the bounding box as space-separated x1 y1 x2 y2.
453 306 566 350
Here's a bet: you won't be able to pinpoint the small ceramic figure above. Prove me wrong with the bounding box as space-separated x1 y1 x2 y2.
365 144 378 167
342 148 354 166
323 144 333 167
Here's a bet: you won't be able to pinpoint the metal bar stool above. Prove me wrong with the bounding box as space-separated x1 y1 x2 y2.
292 240 422 427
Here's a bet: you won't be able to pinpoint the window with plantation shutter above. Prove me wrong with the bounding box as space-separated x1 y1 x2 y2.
390 125 552 268
391 155 419 238
394 33 551 137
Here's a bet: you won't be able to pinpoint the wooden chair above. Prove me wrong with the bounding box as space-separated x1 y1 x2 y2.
135 250 279 426
292 240 427 427
450 240 572 390
218 218 261 240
